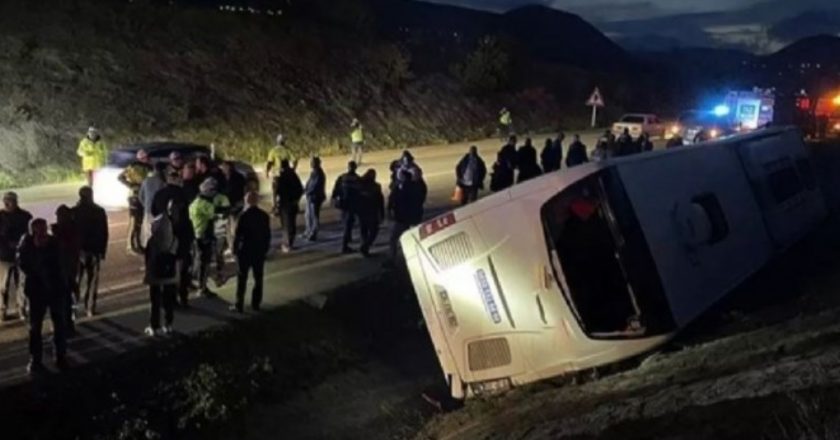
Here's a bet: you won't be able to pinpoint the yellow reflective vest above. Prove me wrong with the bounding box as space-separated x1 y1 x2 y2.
189 193 230 239
77 138 108 172
266 146 295 175
351 126 364 144
499 110 512 126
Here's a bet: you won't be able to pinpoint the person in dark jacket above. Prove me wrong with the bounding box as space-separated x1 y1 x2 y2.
666 134 684 149
181 162 200 204
0 191 32 322
565 134 589 167
638 132 654 152
489 151 515 193
152 169 195 307
332 161 362 254
232 191 271 313
19 218 68 374
498 135 518 172
51 205 81 335
73 187 108 317
516 138 542 183
541 134 563 172
303 157 326 241
616 128 640 156
358 170 385 257
388 170 424 262
455 146 487 205
219 161 246 249
274 159 303 253
143 204 179 337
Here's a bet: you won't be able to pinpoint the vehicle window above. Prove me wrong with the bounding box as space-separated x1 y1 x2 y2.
691 194 729 244
765 158 803 204
621 115 645 124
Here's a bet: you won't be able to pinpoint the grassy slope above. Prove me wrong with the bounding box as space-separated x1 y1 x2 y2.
0 0 560 187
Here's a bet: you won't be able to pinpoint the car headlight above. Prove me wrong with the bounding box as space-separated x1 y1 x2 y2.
710 129 720 138
670 125 681 134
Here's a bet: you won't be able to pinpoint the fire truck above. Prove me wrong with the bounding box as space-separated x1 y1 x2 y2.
794 89 840 139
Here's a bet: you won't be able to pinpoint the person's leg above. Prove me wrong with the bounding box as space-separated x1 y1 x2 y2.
312 201 322 240
177 255 191 306
199 239 215 295
162 284 176 328
127 205 139 253
149 285 161 330
79 252 94 313
341 211 355 252
0 261 11 320
47 295 67 363
287 208 297 248
27 299 47 367
252 258 264 310
64 277 76 335
304 200 314 239
389 222 409 260
88 256 101 315
235 258 248 311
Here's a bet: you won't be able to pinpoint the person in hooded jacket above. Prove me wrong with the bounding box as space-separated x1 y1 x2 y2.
18 218 68 374
388 169 424 262
565 134 589 167
51 205 81 335
455 146 487 205
358 169 385 257
516 138 543 183
541 134 563 172
332 161 362 254
74 186 108 317
143 202 179 337
275 159 304 252
498 135 518 172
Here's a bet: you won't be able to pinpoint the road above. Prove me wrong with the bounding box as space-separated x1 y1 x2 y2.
0 131 607 387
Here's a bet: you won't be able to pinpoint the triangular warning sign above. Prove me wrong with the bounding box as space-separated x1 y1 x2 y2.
587 88 605 107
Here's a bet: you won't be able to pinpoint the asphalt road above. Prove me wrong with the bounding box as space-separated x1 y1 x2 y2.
0 131 608 385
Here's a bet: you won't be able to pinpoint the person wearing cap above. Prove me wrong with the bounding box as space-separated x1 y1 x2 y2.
189 177 230 297
77 126 108 186
350 118 365 165
0 191 32 322
118 149 152 255
73 186 108 317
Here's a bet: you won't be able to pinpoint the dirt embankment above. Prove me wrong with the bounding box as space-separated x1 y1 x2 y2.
0 0 561 187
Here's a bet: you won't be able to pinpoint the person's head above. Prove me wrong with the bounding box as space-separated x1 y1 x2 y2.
469 145 478 156
280 159 291 171
640 132 649 141
219 160 233 177
154 161 167 176
182 162 196 180
87 126 100 141
276 134 285 146
311 156 321 169
169 151 184 168
557 132 566 141
347 161 358 173
195 155 211 173
29 218 48 244
55 205 72 225
573 134 581 142
199 177 217 196
245 190 259 208
136 149 149 164
350 118 360 128
3 192 18 211
544 138 553 148
78 186 94 203
623 127 630 135
363 169 377 182
507 135 517 146
401 150 414 165
524 138 533 147
166 168 182 185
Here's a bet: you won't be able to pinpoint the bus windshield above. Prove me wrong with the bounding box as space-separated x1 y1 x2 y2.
541 170 675 339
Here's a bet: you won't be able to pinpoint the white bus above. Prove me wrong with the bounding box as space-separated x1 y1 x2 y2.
401 127 826 399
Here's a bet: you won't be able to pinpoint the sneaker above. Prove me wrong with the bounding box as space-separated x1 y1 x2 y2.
144 326 160 337
161 326 174 336
27 361 46 375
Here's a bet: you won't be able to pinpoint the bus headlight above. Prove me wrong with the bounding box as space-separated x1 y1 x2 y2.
469 378 512 397
435 285 459 330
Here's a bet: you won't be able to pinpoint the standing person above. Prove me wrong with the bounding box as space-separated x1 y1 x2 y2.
18 218 68 374
350 118 365 165
118 149 152 255
332 161 362 254
275 159 303 253
74 186 108 317
639 132 654 152
181 162 200 204
666 134 684 148
232 191 271 313
358 169 385 258
499 107 513 138
139 162 168 245
592 138 611 162
566 134 589 168
516 138 542 183
51 206 81 335
143 202 179 337
303 157 326 242
266 134 296 211
219 161 246 247
541 136 563 173
0 192 32 322
455 146 487 206
153 169 195 308
387 170 424 262
616 128 637 157
189 178 227 298
76 126 108 187
498 135 518 172
194 155 221 188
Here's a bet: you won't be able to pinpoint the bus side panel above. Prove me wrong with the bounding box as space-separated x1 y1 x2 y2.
616 146 774 326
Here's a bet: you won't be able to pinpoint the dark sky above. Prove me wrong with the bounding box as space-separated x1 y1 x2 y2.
426 0 766 22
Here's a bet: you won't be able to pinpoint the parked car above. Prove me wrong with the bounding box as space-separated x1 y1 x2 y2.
674 111 737 145
93 142 257 209
611 113 665 139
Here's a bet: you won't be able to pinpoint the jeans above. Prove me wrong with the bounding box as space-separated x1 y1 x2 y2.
280 207 298 249
177 254 193 305
78 252 101 315
127 199 144 253
304 199 323 240
389 222 411 260
359 216 380 255
236 257 265 310
29 294 67 364
351 142 364 165
196 238 214 293
149 284 176 329
341 211 357 251
0 261 23 318
461 186 480 206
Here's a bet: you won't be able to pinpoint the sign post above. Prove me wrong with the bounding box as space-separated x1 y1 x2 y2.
586 87 605 128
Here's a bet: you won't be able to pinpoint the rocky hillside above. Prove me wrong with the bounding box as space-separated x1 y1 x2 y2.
0 0 568 186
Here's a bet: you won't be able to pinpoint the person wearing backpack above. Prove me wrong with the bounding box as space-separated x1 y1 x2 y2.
144 201 179 337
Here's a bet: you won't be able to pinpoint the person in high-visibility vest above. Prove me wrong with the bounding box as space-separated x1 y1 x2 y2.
499 108 513 138
76 127 108 186
350 118 365 166
266 134 296 214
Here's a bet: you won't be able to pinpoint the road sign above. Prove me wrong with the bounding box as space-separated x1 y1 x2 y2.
587 88 605 107
587 87 605 128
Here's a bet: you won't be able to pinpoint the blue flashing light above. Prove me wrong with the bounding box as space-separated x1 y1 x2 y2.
713 105 731 117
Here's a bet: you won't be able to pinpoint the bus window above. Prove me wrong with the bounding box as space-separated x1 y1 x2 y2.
766 158 803 204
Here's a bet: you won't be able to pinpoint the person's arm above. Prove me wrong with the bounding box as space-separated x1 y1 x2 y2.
233 211 245 256
100 209 109 259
